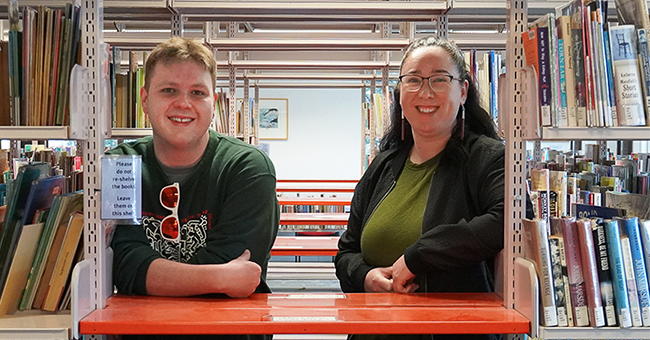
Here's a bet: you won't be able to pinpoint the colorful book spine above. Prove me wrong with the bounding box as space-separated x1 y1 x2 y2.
639 220 650 285
623 217 650 326
619 218 643 326
576 218 605 326
602 29 619 126
592 218 618 326
558 217 590 326
604 219 633 328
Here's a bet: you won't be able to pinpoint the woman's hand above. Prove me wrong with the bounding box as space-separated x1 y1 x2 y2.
363 266 394 292
391 255 419 293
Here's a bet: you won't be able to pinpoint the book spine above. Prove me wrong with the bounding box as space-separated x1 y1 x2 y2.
620 223 643 327
637 28 650 120
560 217 590 326
603 29 619 126
623 217 650 326
639 220 650 286
538 26 552 126
592 219 618 326
557 38 569 127
549 236 570 326
576 218 605 326
604 219 633 328
523 218 559 326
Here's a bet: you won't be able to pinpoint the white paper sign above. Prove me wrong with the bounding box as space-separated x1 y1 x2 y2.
101 155 142 220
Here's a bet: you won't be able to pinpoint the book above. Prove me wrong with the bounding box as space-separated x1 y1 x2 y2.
0 41 9 126
20 175 65 227
640 219 650 286
591 218 618 326
576 218 605 326
30 191 83 310
637 28 650 119
522 26 552 126
548 236 570 326
557 15 579 126
522 218 559 326
550 219 575 326
0 222 44 316
530 168 551 225
622 216 650 325
572 203 626 219
608 24 647 126
606 191 650 220
42 211 84 312
618 218 644 326
0 162 51 294
604 219 633 328
552 216 590 326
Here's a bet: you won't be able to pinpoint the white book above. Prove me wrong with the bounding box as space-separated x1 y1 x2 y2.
608 24 647 126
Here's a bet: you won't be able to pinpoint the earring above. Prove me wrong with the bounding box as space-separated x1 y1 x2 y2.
460 104 466 140
401 110 405 141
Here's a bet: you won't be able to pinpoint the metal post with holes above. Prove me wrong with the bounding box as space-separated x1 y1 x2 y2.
504 1 528 339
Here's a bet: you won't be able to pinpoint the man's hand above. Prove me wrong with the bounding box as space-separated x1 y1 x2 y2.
219 249 261 298
363 266 394 292
391 255 418 293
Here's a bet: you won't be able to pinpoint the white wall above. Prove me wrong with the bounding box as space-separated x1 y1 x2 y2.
240 88 363 180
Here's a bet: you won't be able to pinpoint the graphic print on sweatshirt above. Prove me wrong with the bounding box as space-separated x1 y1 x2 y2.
142 214 209 262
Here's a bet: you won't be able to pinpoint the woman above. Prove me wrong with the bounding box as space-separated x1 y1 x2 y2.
335 36 505 340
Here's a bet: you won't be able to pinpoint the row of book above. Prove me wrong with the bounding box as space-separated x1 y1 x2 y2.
528 164 650 225
0 162 84 316
523 216 650 328
1 2 82 127
109 46 149 129
522 0 650 128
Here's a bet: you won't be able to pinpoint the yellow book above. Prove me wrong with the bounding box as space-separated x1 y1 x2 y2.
41 211 83 312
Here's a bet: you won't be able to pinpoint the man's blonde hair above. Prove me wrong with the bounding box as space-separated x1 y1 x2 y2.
144 36 216 91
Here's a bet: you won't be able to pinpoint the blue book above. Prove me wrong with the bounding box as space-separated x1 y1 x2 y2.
573 203 626 219
623 217 650 325
604 219 633 327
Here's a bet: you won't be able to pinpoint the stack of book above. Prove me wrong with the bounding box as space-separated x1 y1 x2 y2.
0 161 84 316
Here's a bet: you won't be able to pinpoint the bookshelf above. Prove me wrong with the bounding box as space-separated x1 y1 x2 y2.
7 0 642 339
506 1 650 340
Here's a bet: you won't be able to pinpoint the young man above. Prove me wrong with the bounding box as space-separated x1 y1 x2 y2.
108 37 279 339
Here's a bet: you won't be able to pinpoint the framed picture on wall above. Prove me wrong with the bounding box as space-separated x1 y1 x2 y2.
258 98 289 140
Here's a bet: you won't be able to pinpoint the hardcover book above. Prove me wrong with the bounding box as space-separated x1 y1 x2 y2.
604 218 633 328
523 218 559 326
552 216 590 326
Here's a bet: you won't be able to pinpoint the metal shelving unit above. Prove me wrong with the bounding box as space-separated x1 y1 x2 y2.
505 1 650 339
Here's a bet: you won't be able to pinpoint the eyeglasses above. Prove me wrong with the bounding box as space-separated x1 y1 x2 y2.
160 182 180 242
398 74 462 93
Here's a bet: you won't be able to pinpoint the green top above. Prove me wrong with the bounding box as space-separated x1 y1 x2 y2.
361 155 439 267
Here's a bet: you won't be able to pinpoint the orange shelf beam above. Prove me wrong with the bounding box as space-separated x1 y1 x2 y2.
79 293 529 335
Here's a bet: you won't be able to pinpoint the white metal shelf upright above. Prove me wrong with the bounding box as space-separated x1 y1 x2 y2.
504 0 527 339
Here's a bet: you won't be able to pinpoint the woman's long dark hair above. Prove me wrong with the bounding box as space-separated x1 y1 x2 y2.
379 36 501 155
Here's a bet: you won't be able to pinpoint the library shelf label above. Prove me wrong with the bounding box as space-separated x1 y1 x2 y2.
100 155 142 221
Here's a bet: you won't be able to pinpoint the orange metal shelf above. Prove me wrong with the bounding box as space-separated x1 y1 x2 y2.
280 213 349 225
79 293 529 335
271 236 339 256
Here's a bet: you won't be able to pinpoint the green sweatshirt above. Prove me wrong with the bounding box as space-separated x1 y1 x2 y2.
108 130 279 297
